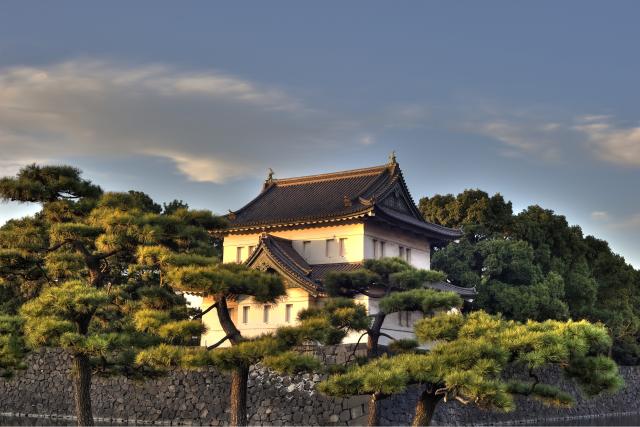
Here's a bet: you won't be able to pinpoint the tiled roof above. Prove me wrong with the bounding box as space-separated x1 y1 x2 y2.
225 161 462 241
426 281 477 298
246 234 319 295
309 262 364 282
229 165 389 227
374 206 463 239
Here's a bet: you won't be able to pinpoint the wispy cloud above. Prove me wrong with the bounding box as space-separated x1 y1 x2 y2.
609 213 640 230
0 60 365 183
471 118 564 162
574 115 640 167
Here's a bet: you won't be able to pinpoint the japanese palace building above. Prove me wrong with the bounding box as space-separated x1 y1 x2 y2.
199 156 475 347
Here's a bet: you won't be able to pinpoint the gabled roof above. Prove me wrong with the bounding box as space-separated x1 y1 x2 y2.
225 160 462 241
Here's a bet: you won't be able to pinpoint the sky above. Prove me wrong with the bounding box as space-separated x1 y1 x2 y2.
0 1 639 267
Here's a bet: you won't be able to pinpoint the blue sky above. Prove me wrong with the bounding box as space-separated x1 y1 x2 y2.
1 1 639 266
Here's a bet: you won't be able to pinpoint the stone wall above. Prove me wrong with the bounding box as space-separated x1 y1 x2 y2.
1 346 639 426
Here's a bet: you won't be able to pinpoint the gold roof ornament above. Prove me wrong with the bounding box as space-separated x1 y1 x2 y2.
266 168 275 184
388 151 397 165
228 209 236 220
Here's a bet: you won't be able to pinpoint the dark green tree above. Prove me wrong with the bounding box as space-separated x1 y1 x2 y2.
421 190 640 363
320 311 623 426
0 164 225 425
0 314 27 378
419 189 513 243
433 239 569 322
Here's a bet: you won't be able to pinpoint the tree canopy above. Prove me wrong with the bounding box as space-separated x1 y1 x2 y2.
420 189 640 365
0 164 227 425
320 311 623 426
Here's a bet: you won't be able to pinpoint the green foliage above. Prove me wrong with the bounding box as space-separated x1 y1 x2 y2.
379 289 462 315
168 263 285 302
298 298 370 334
0 315 27 378
419 189 513 242
0 164 102 204
424 189 640 364
388 338 419 354
263 351 322 374
506 381 574 407
0 163 227 384
321 311 622 417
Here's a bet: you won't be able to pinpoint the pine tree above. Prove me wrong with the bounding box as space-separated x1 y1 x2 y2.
323 258 449 357
320 311 623 426
0 314 27 378
136 261 369 426
0 164 224 426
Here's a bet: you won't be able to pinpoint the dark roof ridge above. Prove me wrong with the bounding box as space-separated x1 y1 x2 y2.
272 164 388 187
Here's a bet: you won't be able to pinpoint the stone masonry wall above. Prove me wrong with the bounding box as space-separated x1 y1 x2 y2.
1 346 639 426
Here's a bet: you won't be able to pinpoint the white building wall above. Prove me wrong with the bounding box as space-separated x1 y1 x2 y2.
200 287 314 348
202 220 437 347
222 223 365 265
363 222 431 269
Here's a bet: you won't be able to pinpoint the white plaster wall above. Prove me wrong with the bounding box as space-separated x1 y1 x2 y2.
200 287 314 348
363 223 431 269
342 295 423 346
222 223 365 265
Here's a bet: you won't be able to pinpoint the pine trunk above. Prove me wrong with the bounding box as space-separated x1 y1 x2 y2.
72 354 94 426
367 393 382 426
411 390 442 426
367 312 386 358
229 364 249 426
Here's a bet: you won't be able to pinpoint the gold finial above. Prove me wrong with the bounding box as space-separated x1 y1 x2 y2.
266 168 274 183
388 151 397 164
228 210 236 220
343 195 352 207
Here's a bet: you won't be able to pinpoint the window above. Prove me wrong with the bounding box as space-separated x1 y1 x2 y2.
302 241 311 256
285 304 293 323
380 241 386 258
406 248 411 263
263 305 270 323
325 239 336 257
242 306 250 324
236 246 243 263
399 246 405 258
248 245 255 256
398 311 412 327
372 239 378 259
339 238 347 257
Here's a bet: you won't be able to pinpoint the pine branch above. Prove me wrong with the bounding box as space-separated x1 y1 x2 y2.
345 331 369 365
192 302 218 320
206 334 232 350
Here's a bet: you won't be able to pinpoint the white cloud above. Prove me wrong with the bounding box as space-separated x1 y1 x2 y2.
0 60 359 183
574 116 640 167
474 120 563 161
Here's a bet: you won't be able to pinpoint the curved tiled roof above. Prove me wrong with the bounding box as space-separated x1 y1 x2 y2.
225 161 462 241
426 281 477 298
245 234 320 295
